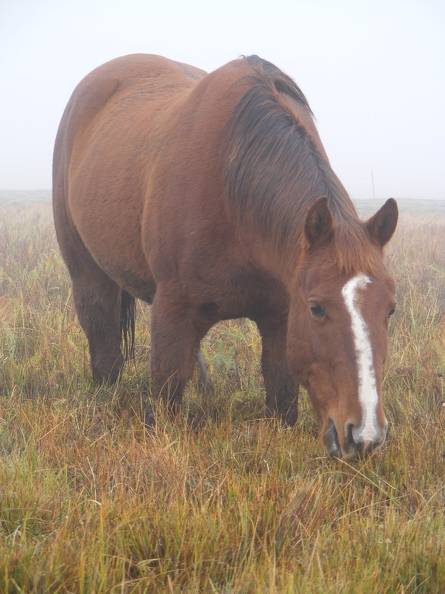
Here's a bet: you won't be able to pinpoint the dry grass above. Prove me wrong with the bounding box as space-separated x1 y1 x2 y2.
0 200 444 593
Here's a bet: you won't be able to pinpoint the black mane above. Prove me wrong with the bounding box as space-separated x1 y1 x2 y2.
224 56 377 273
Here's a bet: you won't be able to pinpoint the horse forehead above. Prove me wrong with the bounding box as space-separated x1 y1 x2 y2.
341 274 381 315
306 272 369 300
304 267 392 306
340 273 391 342
341 273 372 298
341 272 393 306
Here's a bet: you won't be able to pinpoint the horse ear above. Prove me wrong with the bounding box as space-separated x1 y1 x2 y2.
304 197 333 248
366 198 398 247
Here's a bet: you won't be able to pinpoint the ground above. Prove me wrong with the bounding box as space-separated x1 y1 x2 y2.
0 197 444 593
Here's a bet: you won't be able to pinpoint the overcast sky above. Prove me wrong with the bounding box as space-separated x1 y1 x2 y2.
1 0 444 200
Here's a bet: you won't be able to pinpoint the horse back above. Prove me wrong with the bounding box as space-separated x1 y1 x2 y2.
53 54 205 293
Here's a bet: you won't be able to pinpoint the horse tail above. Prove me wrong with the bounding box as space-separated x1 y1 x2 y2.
121 290 136 360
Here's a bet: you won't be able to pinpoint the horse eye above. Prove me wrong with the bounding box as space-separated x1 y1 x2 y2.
388 306 396 318
310 304 326 318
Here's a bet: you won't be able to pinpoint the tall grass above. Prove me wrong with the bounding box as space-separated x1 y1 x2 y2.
0 201 444 593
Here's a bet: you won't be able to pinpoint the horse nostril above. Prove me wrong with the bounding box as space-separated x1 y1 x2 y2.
326 421 386 459
345 422 355 448
341 421 388 459
343 423 379 457
324 419 341 457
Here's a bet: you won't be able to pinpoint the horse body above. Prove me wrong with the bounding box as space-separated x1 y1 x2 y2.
55 55 200 298
53 54 398 458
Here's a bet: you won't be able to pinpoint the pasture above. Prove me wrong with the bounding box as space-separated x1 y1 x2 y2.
0 197 444 593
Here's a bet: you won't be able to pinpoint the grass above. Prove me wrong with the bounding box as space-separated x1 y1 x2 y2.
0 200 444 593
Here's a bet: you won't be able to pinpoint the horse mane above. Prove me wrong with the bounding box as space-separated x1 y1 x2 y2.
224 55 379 274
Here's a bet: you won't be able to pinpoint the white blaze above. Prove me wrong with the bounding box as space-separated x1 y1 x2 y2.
341 274 379 442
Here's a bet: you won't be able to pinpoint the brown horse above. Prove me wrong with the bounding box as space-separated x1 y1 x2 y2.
53 54 398 459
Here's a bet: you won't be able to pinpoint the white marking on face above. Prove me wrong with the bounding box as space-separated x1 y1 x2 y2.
341 274 380 443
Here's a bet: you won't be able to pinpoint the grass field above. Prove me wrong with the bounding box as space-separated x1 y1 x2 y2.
0 199 444 593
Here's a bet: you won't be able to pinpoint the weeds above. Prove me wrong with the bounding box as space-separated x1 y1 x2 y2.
0 201 444 593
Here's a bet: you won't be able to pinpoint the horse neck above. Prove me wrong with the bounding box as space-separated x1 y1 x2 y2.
239 226 302 289
238 178 355 290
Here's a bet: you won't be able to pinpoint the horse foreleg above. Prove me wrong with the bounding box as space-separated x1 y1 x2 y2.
257 316 299 426
149 286 200 415
72 269 124 384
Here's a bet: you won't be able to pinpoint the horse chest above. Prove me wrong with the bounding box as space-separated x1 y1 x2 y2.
192 266 289 323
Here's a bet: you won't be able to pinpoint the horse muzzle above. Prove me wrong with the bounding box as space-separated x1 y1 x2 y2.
324 418 387 459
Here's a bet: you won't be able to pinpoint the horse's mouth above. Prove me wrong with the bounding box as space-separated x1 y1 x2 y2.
324 419 386 460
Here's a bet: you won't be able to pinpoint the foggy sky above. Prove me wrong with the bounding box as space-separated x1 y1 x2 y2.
1 0 444 200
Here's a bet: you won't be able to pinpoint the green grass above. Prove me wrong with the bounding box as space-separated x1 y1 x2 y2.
0 201 444 593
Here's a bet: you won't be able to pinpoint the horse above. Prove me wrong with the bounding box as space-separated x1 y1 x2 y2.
53 54 398 459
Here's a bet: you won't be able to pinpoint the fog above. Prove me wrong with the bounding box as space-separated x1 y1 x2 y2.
1 0 444 200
